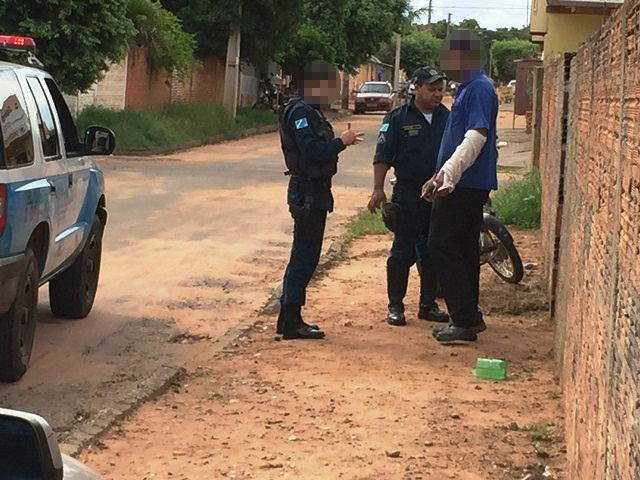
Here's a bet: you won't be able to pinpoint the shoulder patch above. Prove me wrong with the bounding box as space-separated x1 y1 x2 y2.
380 123 389 132
295 118 309 129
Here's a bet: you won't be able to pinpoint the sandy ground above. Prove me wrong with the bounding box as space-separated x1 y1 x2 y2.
0 113 385 444
79 229 566 480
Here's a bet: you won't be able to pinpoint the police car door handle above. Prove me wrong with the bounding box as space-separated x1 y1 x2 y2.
68 173 73 188
47 180 56 194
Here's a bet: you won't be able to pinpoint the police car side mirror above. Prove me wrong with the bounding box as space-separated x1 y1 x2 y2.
84 126 116 156
0 408 64 480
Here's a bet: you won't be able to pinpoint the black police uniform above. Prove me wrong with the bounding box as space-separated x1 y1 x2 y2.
374 99 449 323
277 96 345 338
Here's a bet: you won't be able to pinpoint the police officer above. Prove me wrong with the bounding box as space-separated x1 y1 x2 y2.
368 67 450 327
423 31 499 343
277 61 364 340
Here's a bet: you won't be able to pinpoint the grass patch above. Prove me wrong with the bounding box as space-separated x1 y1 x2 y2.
493 169 542 229
76 103 278 150
344 209 388 243
524 422 555 442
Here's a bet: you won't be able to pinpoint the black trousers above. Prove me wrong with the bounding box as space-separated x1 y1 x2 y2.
281 208 328 306
428 187 489 328
388 186 438 306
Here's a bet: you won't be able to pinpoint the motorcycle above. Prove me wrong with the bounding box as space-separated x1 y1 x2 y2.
387 177 524 285
253 74 281 112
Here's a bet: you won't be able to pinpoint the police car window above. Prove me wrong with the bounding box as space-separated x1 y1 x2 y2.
0 69 35 168
26 76 60 160
360 84 391 94
44 78 80 155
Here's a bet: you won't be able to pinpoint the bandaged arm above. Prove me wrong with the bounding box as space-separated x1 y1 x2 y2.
439 129 487 192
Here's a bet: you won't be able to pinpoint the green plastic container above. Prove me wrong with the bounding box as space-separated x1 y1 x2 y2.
472 358 507 380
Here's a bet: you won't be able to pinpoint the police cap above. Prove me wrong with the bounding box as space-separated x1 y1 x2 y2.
411 66 447 85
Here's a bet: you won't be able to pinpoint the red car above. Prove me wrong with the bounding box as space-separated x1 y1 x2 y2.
354 81 396 114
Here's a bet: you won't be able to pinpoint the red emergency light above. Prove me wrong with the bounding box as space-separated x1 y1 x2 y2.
0 35 36 52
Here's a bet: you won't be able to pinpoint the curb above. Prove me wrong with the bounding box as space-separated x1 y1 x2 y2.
114 125 279 157
60 364 185 456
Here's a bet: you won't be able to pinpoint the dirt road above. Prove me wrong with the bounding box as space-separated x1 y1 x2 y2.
79 230 566 480
0 112 386 448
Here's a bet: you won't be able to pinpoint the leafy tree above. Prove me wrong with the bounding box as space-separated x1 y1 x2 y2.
425 20 449 39
399 30 442 75
490 38 538 83
128 0 200 76
340 0 409 73
160 0 235 58
161 0 304 67
277 22 338 79
0 0 135 94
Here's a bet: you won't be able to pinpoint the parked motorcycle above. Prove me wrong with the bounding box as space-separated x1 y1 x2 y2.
253 74 280 112
387 177 524 285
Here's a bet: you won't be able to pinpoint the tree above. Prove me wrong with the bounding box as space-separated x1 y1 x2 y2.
128 0 200 76
161 0 304 68
490 39 538 83
0 0 135 94
399 30 442 75
277 22 338 79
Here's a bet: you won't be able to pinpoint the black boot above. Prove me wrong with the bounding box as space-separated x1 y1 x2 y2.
387 261 410 326
418 302 450 323
280 305 325 340
277 302 320 334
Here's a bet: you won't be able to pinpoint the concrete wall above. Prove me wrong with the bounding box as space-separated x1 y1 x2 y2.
64 59 127 116
539 1 640 477
544 13 608 59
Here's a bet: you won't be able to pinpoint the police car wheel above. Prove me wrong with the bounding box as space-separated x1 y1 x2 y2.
0 249 38 383
49 215 103 319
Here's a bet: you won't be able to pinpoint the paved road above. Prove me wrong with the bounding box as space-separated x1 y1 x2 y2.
0 112 386 447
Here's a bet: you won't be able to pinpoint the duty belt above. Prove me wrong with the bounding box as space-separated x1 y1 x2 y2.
289 175 332 193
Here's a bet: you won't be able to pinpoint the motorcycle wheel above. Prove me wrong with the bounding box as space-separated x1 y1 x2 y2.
482 218 524 284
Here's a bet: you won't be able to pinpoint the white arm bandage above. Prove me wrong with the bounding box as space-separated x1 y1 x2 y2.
439 130 487 192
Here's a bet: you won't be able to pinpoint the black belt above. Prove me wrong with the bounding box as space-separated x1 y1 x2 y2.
289 175 332 192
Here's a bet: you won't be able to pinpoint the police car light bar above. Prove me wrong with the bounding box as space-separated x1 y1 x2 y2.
0 35 36 52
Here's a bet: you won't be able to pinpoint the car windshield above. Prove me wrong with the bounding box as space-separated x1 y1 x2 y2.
360 84 390 94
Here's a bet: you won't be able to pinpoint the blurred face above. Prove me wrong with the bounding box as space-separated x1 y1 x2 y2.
414 80 445 110
440 30 487 83
305 77 339 107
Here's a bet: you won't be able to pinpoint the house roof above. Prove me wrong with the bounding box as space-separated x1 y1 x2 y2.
546 0 623 7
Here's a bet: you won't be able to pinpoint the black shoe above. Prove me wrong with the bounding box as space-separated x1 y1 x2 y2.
277 304 319 334
432 321 486 337
387 304 406 326
434 322 487 342
283 323 326 340
418 303 450 323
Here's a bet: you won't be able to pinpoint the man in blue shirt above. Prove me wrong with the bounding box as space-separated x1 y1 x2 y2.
422 30 499 343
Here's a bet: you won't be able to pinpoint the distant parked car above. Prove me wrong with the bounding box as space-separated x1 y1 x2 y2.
0 35 115 382
508 80 517 92
354 81 396 114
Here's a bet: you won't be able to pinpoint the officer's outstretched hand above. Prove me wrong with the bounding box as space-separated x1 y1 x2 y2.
341 123 365 146
368 189 387 213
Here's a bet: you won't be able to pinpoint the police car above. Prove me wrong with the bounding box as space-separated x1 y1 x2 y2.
0 35 115 382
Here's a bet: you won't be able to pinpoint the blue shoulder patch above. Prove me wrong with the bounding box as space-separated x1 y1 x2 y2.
380 123 389 132
295 118 309 129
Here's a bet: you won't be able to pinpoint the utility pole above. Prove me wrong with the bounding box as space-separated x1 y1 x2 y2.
223 3 242 117
447 13 452 33
394 33 402 91
428 0 433 25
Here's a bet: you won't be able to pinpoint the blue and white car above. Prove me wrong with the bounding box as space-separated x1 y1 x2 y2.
0 35 115 382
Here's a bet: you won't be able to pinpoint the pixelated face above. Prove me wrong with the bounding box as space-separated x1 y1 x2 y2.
303 61 339 107
414 79 445 109
440 30 487 83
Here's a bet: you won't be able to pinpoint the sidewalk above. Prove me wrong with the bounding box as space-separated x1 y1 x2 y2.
80 231 567 480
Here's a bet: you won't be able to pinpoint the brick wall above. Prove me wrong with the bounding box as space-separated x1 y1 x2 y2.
124 46 171 110
540 1 640 477
170 56 226 105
